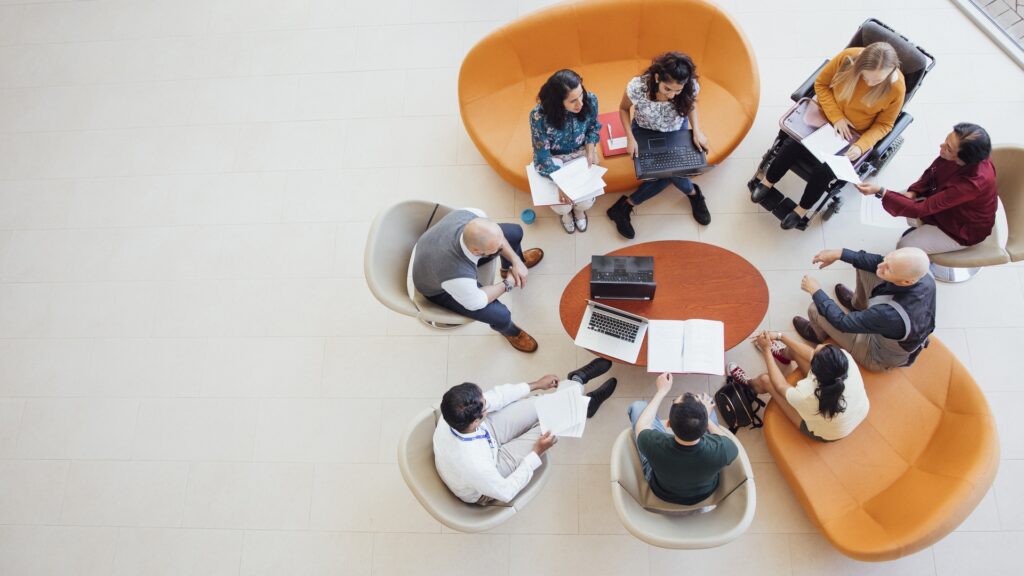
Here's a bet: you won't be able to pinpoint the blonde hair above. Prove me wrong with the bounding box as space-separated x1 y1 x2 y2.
829 42 900 107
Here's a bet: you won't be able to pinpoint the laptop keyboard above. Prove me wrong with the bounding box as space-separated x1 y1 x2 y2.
592 271 654 283
638 148 703 172
588 311 641 343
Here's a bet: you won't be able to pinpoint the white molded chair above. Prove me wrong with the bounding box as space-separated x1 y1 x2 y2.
930 145 1024 282
397 407 551 533
609 427 756 549
364 200 499 327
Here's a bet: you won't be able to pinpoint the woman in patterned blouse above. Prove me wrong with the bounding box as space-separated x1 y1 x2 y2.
530 69 603 234
606 52 712 239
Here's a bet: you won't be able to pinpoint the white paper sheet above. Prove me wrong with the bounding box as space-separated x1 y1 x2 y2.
859 195 909 229
549 157 608 202
535 383 591 438
608 136 628 150
526 163 562 206
801 124 850 163
647 319 725 375
823 154 862 184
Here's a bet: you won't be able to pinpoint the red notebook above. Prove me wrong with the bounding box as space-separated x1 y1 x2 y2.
598 111 629 157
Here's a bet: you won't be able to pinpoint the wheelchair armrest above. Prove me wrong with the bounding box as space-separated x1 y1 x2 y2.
869 112 913 159
790 60 829 102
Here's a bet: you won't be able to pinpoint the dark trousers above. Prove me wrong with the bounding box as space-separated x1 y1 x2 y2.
424 223 526 337
765 139 837 210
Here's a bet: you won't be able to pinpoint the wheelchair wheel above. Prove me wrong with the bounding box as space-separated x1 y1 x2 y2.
822 195 843 221
874 135 904 173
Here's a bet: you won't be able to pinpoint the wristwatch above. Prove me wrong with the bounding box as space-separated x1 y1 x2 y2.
874 187 887 199
502 278 514 293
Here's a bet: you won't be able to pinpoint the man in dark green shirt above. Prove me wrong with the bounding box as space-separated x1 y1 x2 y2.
628 373 739 505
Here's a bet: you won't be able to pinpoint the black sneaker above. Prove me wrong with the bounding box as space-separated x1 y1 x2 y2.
750 181 771 203
586 378 617 418
781 211 803 230
568 357 612 385
687 184 711 225
606 196 635 239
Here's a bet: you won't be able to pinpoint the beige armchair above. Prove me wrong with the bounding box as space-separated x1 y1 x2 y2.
364 201 499 328
931 145 1024 282
609 427 756 549
397 407 551 533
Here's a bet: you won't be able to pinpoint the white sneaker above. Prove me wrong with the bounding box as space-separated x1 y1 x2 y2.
573 209 588 232
560 212 576 234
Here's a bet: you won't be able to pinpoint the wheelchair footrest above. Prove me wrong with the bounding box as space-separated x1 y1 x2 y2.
771 197 798 220
757 187 785 212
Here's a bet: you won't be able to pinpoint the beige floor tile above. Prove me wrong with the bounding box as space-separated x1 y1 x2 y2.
240 530 372 576
62 461 189 527
933 532 1024 576
446 333 579 389
578 464 628 534
0 525 118 576
113 527 243 576
649 533 792 574
494 464 579 534
749 462 817 533
0 460 69 524
0 398 25 457
509 534 648 576
323 335 449 399
309 463 441 532
994 459 1024 530
183 463 314 530
133 399 259 461
15 398 139 460
253 399 382 463
698 212 826 272
984 391 1024 459
964 327 1024 391
372 533 509 576
201 337 323 398
0 338 95 396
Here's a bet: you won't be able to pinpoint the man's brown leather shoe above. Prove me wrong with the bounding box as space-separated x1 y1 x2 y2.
834 283 858 311
522 248 544 268
505 329 538 353
501 248 545 279
792 316 823 344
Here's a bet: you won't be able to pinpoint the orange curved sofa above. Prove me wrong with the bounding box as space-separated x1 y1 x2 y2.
458 0 759 194
763 338 999 562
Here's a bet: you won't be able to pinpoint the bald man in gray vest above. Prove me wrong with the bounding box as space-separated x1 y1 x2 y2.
412 208 544 352
793 247 936 372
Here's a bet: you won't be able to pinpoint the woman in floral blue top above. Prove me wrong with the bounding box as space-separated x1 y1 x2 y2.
530 69 603 234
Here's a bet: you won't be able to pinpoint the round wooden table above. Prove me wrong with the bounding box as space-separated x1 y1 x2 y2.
559 241 769 366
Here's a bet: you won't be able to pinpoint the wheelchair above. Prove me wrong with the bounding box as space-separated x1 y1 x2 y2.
747 19 935 230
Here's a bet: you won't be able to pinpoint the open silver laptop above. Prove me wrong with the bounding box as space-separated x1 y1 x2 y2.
574 300 649 363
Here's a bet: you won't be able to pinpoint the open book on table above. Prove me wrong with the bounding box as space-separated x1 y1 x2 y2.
646 319 725 375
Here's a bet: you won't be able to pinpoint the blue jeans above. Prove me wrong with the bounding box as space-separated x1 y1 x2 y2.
424 223 526 337
627 400 719 483
628 176 695 205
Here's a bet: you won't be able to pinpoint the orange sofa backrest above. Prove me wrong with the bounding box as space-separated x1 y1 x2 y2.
459 0 760 193
763 338 1000 561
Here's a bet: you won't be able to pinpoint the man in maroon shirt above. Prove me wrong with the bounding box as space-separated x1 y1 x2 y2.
856 123 997 254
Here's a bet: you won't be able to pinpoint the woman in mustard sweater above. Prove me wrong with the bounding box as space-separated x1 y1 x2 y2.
752 42 906 229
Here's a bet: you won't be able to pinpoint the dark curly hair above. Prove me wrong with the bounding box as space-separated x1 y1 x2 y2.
810 345 849 420
643 52 698 118
953 122 992 165
537 69 593 131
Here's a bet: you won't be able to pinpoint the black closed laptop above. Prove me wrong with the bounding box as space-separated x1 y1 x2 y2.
632 125 708 180
590 255 656 301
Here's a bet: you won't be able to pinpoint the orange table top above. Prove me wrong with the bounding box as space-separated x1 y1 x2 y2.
559 241 770 366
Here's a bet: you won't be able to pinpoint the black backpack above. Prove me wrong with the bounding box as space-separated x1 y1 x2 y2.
714 376 765 433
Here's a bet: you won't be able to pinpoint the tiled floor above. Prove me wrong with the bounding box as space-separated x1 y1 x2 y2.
0 0 1022 575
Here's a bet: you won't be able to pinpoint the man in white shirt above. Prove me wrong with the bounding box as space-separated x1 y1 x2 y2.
412 207 544 353
433 358 617 504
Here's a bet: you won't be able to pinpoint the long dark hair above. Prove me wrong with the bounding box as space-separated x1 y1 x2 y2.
537 69 592 130
644 52 698 118
810 345 848 420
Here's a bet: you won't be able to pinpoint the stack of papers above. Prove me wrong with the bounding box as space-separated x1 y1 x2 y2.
801 125 862 184
526 157 607 207
535 384 591 438
647 319 725 375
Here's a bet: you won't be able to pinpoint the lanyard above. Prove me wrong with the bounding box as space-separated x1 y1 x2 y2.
450 427 495 449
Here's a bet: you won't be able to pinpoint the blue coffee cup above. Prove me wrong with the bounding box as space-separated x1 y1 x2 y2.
521 208 536 224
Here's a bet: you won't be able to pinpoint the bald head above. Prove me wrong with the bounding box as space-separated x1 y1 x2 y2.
882 247 931 285
463 218 503 255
